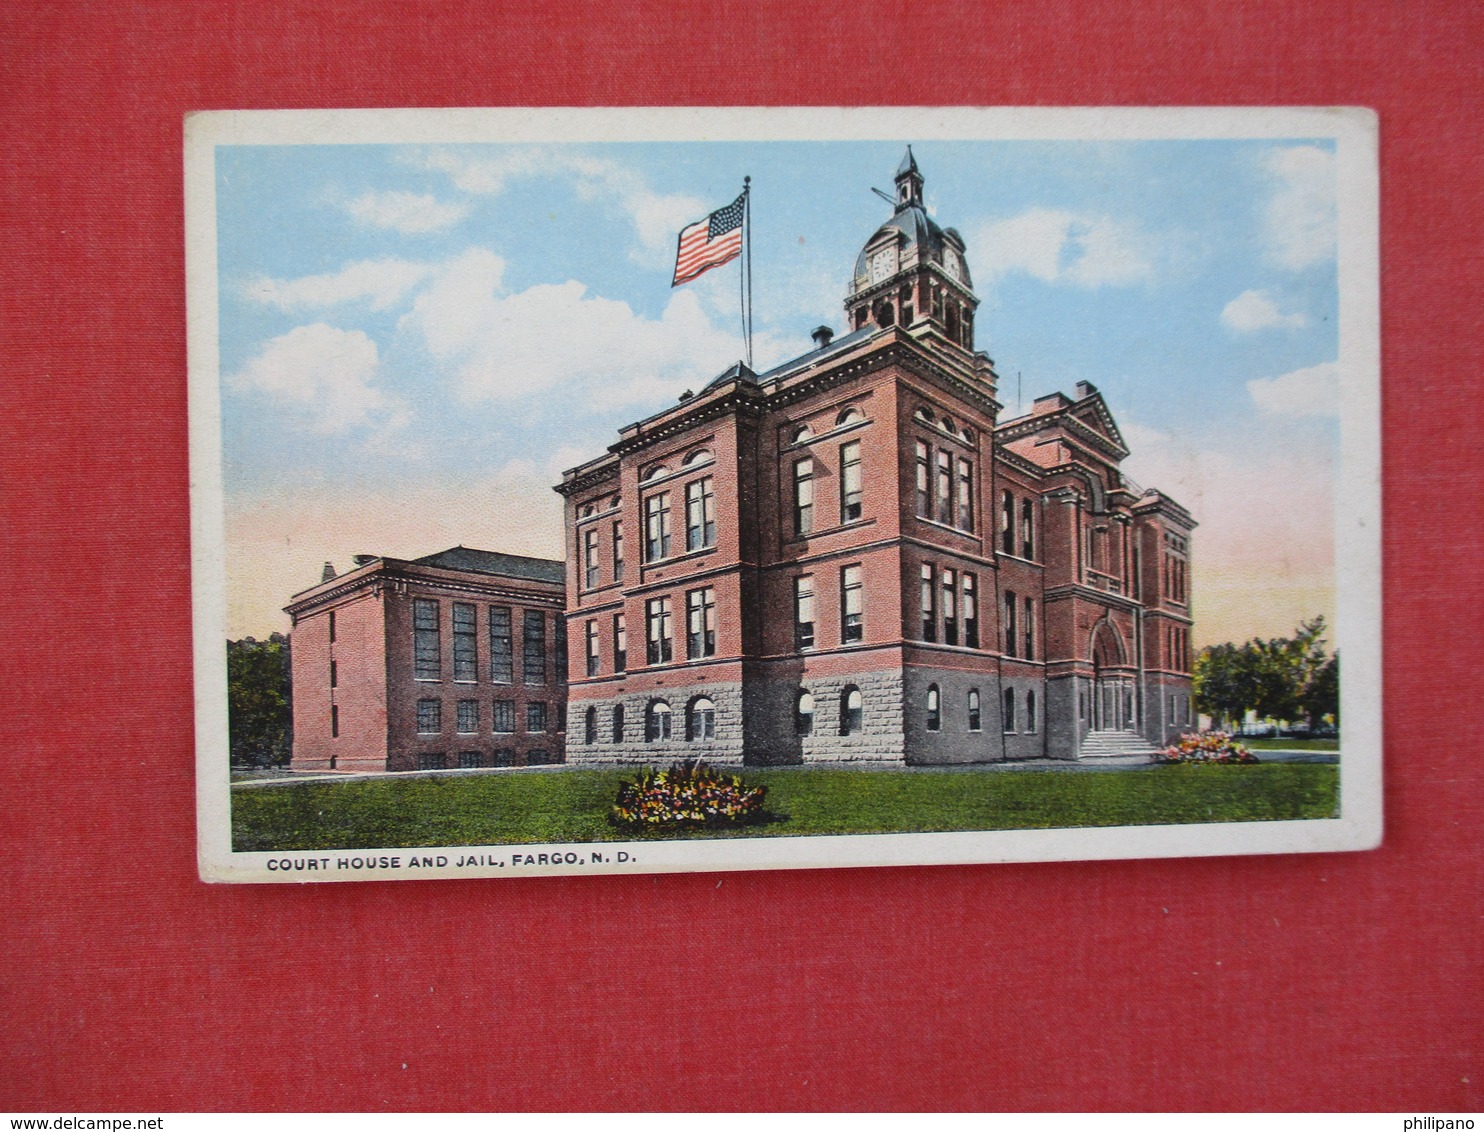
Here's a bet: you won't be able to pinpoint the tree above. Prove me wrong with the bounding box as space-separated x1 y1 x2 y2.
1193 616 1337 731
227 633 292 767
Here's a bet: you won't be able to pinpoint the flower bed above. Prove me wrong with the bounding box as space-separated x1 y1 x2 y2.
1158 730 1259 764
611 760 768 830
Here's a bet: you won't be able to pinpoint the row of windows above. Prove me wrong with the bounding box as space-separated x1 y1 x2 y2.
791 439 863 537
1165 625 1191 672
415 750 558 770
1163 551 1189 602
415 698 564 735
642 586 716 666
585 613 627 676
412 600 564 687
641 476 716 565
923 684 1038 734
919 564 980 647
794 565 864 650
1000 490 1036 559
583 521 625 589
914 441 975 532
1003 591 1036 660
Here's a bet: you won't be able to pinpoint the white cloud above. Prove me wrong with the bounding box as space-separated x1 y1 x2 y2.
245 258 433 311
413 147 705 263
1247 361 1341 417
1261 146 1336 270
972 208 1154 287
228 323 408 435
398 247 752 408
1220 288 1308 332
343 189 471 234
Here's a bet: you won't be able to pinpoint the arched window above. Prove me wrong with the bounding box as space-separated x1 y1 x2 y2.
612 703 625 744
687 697 716 741
795 690 815 737
1026 690 1037 733
836 406 864 426
961 427 975 445
584 706 597 745
941 416 956 435
608 495 621 510
968 689 981 732
1021 498 1035 560
646 700 672 742
876 300 895 328
640 464 670 483
683 447 713 466
926 684 941 732
1003 687 1017 733
915 406 935 423
581 503 596 518
839 686 863 736
1001 490 1015 554
791 424 813 445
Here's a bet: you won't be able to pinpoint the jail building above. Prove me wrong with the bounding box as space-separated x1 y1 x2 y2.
285 547 568 773
555 150 1195 765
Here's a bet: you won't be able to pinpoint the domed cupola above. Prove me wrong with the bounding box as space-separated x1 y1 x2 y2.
846 147 978 352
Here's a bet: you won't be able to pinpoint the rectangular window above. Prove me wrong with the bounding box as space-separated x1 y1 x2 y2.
915 441 931 517
452 602 477 682
646 597 673 665
841 565 863 643
794 575 815 650
329 658 337 688
585 620 600 677
328 611 336 643
557 703 566 733
686 587 717 659
553 617 567 683
963 573 979 649
583 528 600 588
457 699 478 734
488 606 513 684
1001 491 1015 555
1021 498 1035 559
418 753 445 771
1004 590 1017 658
920 564 936 642
956 457 973 530
935 450 952 524
685 477 716 551
492 701 514 733
330 704 339 738
526 702 547 732
522 610 546 686
413 599 440 681
644 494 671 561
1023 596 1034 660
458 751 482 769
942 568 958 647
793 458 814 534
612 521 625 582
614 613 627 672
840 440 863 523
417 699 441 734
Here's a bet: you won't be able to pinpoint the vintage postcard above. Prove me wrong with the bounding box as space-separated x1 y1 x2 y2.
188 107 1381 882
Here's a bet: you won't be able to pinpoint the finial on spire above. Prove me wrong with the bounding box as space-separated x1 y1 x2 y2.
894 145 923 211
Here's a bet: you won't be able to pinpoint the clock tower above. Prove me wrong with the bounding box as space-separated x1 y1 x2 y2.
845 147 980 355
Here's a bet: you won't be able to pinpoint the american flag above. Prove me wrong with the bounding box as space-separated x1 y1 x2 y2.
672 193 745 286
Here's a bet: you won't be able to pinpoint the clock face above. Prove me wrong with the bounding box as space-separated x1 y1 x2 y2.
870 247 895 283
944 251 962 281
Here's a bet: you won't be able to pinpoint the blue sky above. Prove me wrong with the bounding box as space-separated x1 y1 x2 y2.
215 137 1341 644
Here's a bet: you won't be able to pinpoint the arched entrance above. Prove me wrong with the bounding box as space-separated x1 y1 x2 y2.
1089 620 1136 732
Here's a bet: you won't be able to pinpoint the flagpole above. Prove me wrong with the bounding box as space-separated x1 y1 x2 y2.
742 176 753 370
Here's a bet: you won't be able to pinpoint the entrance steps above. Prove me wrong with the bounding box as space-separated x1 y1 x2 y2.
1079 730 1162 762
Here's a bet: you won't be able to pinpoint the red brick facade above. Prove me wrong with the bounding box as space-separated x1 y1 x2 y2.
556 151 1194 764
286 548 567 773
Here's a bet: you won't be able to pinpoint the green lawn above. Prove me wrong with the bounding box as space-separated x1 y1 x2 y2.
1240 737 1340 751
232 763 1339 852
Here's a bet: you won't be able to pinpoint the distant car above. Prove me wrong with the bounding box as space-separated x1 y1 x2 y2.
1311 724 1339 739
1238 722 1278 738
1281 723 1312 738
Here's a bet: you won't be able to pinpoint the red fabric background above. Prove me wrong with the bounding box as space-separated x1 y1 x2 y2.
2 1 1480 1113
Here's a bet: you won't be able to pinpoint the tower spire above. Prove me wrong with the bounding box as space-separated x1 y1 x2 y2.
894 145 923 211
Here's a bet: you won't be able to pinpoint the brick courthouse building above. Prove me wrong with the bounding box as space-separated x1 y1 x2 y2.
556 151 1196 764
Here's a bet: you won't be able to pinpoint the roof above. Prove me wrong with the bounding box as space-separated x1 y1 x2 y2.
413 546 564 584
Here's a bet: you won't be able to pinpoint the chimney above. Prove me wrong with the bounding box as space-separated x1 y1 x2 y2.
1075 380 1099 399
321 561 337 583
811 325 834 350
352 554 377 567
